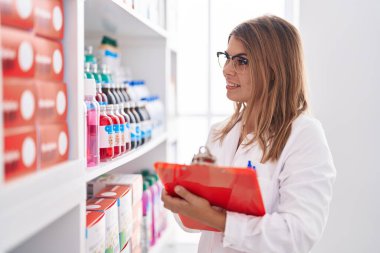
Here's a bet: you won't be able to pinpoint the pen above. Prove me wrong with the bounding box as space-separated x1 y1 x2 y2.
247 160 256 170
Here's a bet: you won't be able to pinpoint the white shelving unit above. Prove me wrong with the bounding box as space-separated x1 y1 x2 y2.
0 0 176 252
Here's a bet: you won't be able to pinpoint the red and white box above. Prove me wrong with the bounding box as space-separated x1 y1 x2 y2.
88 174 143 206
37 122 69 169
1 26 35 78
86 211 106 253
3 78 37 129
35 81 67 123
132 200 143 233
4 127 37 181
0 0 34 30
34 0 64 40
34 36 63 81
95 185 133 250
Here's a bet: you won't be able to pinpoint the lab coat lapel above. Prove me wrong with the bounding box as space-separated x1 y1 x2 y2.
219 121 242 166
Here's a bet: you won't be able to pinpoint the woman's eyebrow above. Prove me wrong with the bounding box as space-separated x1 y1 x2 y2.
225 51 248 57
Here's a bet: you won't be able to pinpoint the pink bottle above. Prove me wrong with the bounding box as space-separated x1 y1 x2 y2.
84 75 100 167
145 176 159 246
142 180 152 252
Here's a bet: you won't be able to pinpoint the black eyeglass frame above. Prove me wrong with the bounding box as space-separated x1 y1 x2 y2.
216 51 249 72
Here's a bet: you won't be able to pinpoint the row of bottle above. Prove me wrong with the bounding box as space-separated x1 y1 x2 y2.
85 76 153 167
84 62 132 106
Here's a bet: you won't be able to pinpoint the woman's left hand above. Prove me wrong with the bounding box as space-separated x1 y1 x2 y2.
161 185 227 231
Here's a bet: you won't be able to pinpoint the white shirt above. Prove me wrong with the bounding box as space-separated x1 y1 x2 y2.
197 114 336 253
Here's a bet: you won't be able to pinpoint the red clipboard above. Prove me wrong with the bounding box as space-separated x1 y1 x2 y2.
154 162 266 232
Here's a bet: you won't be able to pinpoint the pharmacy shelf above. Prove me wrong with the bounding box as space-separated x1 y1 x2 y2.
86 132 168 182
85 0 167 39
0 160 85 251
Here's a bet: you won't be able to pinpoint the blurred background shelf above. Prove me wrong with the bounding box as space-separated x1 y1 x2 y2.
85 0 167 38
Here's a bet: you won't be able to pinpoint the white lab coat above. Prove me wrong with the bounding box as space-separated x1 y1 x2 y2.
196 114 336 253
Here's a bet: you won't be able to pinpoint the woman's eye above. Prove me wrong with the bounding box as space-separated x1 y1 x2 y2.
237 58 248 65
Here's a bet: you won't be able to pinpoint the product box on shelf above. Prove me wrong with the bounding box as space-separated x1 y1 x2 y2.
87 198 121 253
86 211 106 253
1 26 35 78
35 80 67 123
95 185 133 251
4 127 37 181
34 36 63 81
37 122 69 169
3 78 37 129
34 0 64 40
0 0 34 30
131 200 142 251
132 200 142 233
131 245 141 253
88 174 143 206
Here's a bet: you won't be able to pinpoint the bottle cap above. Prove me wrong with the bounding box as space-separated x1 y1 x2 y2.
143 181 149 191
141 169 151 177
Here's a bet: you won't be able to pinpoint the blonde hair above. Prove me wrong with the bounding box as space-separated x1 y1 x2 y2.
216 15 309 162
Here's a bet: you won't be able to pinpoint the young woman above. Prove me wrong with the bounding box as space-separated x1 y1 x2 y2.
162 15 336 253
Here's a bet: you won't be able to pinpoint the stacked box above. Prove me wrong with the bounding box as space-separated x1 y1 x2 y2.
95 185 133 251
1 0 69 180
86 211 106 253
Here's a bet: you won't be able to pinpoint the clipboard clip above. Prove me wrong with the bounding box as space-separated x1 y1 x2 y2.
191 146 216 165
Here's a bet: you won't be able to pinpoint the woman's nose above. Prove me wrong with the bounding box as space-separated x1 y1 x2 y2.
223 60 235 76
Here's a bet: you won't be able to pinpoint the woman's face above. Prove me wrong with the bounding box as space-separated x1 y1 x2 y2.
223 36 252 103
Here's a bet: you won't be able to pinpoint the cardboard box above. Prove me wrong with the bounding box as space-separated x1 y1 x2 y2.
37 123 69 169
0 0 34 30
3 78 37 129
1 26 35 78
132 200 143 233
96 185 133 251
86 211 106 253
4 127 37 181
88 174 143 206
34 36 63 81
35 80 67 123
34 0 64 40
87 198 121 253
131 225 142 250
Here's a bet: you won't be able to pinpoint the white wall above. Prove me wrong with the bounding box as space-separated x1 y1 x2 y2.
299 0 380 252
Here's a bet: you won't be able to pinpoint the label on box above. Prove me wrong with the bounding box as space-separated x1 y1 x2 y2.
4 127 37 181
34 0 64 40
35 81 67 123
34 36 63 81
37 123 69 169
86 211 106 253
1 27 35 78
0 0 34 29
87 198 121 253
96 185 133 249
88 174 143 206
3 78 37 129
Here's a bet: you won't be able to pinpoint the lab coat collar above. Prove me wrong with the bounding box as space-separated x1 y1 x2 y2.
219 120 243 166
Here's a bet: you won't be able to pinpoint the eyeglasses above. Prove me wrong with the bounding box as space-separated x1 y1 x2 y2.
216 51 249 73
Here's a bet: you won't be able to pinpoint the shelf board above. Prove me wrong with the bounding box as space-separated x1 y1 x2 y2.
85 0 167 39
86 132 168 182
0 160 85 251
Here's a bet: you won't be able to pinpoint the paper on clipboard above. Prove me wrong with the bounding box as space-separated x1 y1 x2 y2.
154 162 266 232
